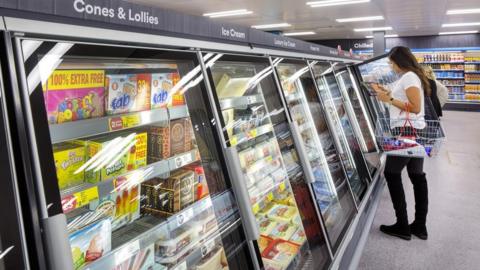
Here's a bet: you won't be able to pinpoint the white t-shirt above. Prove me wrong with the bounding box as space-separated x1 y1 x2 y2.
389 71 426 129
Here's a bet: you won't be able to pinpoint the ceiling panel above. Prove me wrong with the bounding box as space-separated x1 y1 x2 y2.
127 0 480 40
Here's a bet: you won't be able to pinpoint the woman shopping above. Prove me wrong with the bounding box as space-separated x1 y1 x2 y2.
371 46 430 241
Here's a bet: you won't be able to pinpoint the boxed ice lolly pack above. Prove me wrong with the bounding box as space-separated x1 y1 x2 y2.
105 73 151 115
151 72 183 109
53 142 86 190
147 118 193 163
44 70 105 124
69 219 111 270
81 132 147 183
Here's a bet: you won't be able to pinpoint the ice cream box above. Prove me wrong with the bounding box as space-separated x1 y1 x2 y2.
258 235 274 253
258 217 278 236
81 135 129 184
147 125 170 163
126 132 148 171
195 246 229 270
69 219 111 270
268 222 298 241
267 204 299 224
44 70 105 124
105 74 150 115
261 239 300 270
155 225 198 259
112 244 155 270
289 228 307 246
142 170 195 215
170 118 193 156
89 176 140 230
53 142 86 190
151 72 183 109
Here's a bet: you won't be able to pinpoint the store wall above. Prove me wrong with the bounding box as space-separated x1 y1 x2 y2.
313 34 480 51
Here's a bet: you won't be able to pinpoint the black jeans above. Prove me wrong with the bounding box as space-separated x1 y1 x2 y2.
384 156 429 226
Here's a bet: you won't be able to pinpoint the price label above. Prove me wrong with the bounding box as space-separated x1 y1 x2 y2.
247 95 257 104
279 182 286 191
267 192 274 201
114 240 140 265
265 156 273 163
201 239 216 258
73 187 99 209
177 208 194 227
252 203 260 214
230 136 238 146
174 152 194 169
61 195 77 213
108 114 141 131
249 129 258 138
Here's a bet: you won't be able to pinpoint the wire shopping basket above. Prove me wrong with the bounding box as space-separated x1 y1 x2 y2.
375 115 446 158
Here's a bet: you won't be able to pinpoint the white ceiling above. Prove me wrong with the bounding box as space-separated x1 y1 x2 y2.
127 0 480 40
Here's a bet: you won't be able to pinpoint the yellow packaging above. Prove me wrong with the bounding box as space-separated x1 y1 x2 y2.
82 136 129 184
53 142 85 190
126 132 147 171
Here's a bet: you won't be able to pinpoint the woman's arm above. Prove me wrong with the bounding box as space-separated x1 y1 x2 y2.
372 84 422 113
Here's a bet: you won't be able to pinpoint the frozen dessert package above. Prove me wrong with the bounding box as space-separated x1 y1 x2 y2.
155 225 198 262
267 204 299 223
195 246 229 270
258 235 274 253
261 239 300 270
44 70 105 124
69 219 111 270
105 73 151 115
147 118 194 163
151 72 182 109
112 244 155 270
268 222 298 241
89 176 140 230
289 228 307 246
53 142 86 190
258 217 279 236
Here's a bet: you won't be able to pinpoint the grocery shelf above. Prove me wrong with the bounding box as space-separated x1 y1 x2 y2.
422 61 464 64
220 94 263 110
432 69 464 72
285 92 304 103
437 77 464 79
465 81 480 84
60 149 200 212
464 71 480 74
251 178 288 214
84 194 218 270
229 124 273 146
50 106 189 144
465 62 480 64
445 85 465 87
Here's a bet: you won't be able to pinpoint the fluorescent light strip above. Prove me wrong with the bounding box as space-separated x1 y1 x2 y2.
203 9 252 18
439 30 479 35
283 31 316 36
336 15 384 23
447 8 480 15
365 34 398 38
307 0 370 8
354 26 392 32
252 23 291 29
442 22 480 27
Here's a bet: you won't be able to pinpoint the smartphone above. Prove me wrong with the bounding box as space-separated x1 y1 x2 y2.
360 82 378 96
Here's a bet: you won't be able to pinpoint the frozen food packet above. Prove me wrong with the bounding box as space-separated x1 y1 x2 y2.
69 219 111 269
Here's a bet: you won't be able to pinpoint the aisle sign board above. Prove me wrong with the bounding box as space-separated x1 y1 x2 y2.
0 0 354 59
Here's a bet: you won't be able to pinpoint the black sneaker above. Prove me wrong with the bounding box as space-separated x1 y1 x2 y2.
380 223 411 240
410 222 428 240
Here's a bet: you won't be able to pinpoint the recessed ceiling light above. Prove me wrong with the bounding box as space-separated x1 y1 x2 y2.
354 26 393 32
336 16 384 23
203 9 253 18
439 30 479 35
442 22 480 27
307 0 370 8
447 8 480 15
284 31 316 36
365 34 398 38
252 23 292 29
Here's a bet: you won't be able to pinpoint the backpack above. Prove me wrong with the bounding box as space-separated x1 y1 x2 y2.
427 79 443 118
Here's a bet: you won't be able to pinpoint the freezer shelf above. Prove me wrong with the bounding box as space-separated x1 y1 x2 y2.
82 193 224 270
60 149 200 213
50 105 189 144
229 124 273 146
219 94 263 110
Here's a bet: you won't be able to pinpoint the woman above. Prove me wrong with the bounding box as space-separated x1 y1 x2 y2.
423 65 449 116
371 46 429 241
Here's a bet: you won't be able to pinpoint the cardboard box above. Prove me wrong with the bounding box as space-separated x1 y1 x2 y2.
147 125 170 163
127 132 148 171
142 170 195 215
44 70 105 124
151 72 183 109
53 142 85 190
105 74 151 115
170 118 193 156
147 118 193 163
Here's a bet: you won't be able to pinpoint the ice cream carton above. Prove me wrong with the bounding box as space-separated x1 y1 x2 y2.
151 72 182 109
44 70 105 124
53 142 86 190
105 73 151 115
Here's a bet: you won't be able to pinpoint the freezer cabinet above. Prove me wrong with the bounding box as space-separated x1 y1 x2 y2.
203 53 332 270
13 38 256 270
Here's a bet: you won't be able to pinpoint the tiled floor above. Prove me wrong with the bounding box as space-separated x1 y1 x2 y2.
358 111 480 270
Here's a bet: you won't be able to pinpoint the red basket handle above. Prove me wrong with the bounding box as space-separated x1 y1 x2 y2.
399 103 417 137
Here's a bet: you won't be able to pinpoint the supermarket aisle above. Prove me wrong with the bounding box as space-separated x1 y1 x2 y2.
358 111 480 270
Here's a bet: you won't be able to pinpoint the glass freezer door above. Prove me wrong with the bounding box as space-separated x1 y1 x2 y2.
275 59 356 253
334 68 381 174
17 39 255 270
313 68 370 203
205 54 331 270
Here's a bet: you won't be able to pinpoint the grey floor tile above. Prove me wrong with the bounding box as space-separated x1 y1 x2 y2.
357 111 480 270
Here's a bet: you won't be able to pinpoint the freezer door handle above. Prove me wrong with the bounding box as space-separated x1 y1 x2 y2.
0 246 14 261
42 214 73 270
225 147 260 241
290 122 316 184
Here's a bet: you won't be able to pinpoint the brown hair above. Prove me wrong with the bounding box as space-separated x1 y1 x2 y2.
389 46 432 96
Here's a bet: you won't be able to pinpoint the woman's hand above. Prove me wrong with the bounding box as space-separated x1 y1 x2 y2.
370 83 392 103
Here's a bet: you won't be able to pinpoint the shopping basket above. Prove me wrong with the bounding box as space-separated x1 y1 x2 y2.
375 103 446 158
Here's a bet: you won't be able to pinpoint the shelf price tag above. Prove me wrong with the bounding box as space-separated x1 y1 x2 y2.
173 152 194 169
201 238 216 258
252 203 260 214
267 192 274 201
109 114 141 131
114 240 140 265
74 186 99 208
279 182 286 191
230 136 238 146
177 208 194 227
249 129 258 138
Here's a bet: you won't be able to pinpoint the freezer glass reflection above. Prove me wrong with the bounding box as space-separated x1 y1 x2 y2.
275 60 356 252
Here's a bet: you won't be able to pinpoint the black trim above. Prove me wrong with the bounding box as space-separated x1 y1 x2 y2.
443 102 480 112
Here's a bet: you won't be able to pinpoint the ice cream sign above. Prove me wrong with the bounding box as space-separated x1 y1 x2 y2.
73 0 159 25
